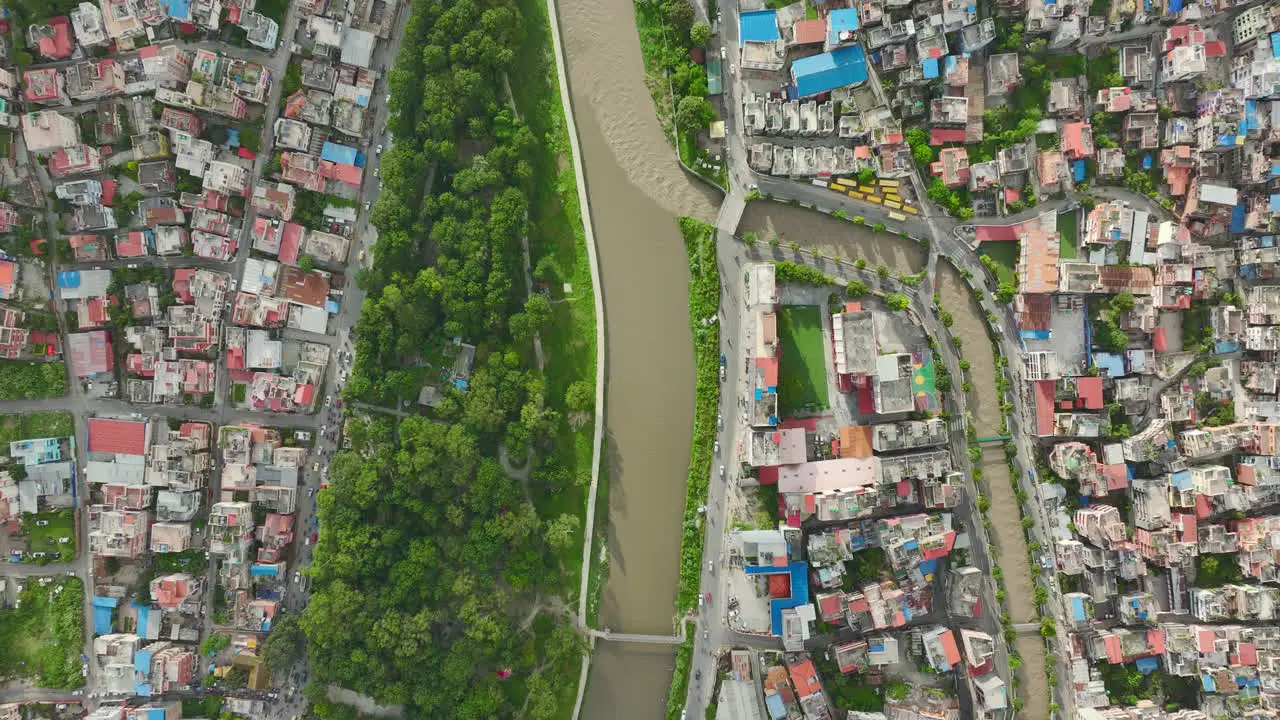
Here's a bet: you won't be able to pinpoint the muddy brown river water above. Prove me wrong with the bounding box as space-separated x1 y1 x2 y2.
554 0 719 714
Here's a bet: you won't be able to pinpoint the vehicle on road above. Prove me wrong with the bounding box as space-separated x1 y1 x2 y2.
325 395 332 408
713 440 719 454
358 250 366 261
374 167 380 177
729 64 735 75
707 560 714 573
376 144 384 154
719 465 724 479
719 47 725 60
364 201 372 211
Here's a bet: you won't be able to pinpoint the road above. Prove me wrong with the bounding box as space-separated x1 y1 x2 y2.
0 1 410 715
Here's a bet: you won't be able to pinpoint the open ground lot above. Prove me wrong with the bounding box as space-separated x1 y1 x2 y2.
21 509 76 560
977 241 1018 286
0 576 85 689
1056 211 1079 260
777 305 829 416
0 412 74 449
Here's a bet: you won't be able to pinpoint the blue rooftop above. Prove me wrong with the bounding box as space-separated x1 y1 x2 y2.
56 271 81 288
1233 203 1249 234
162 0 191 20
1168 0 1183 11
765 692 787 720
1272 31 1280 58
1171 470 1193 491
1136 656 1160 674
745 561 810 637
922 58 939 79
827 8 860 46
739 10 781 44
1092 351 1126 378
791 44 868 98
1073 159 1086 182
320 141 359 166
250 564 279 576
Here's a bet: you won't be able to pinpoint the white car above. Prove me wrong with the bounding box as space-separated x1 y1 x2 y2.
57 537 70 544
385 94 391 103
293 570 301 584
720 46 726 60
364 201 372 211
376 144 384 154
729 64 736 75
324 395 332 408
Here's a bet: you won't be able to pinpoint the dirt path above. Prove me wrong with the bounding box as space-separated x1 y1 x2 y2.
936 263 1001 435
737 201 926 276
556 0 719 221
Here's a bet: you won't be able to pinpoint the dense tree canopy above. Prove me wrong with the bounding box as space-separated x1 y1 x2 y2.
301 0 587 715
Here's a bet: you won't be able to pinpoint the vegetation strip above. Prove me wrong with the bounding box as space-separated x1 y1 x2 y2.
664 217 721 720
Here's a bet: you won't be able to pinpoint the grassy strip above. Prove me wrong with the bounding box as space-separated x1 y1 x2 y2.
510 0 600 607
667 636 695 720
664 217 720 720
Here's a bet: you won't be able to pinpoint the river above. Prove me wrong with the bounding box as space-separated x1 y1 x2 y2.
553 0 720 715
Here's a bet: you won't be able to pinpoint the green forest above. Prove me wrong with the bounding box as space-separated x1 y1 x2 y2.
299 0 594 716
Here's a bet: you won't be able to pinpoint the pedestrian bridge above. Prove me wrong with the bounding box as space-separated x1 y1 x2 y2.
587 629 685 645
586 615 694 645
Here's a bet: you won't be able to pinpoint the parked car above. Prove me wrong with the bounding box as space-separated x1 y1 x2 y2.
57 536 70 543
35 520 48 527
376 144 384 155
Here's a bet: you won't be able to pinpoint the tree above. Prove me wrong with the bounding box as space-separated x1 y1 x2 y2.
884 294 909 311
297 254 316 272
200 633 231 656
857 168 875 184
1109 291 1135 316
523 294 552 331
995 281 1017 303
870 222 886 233
912 142 934 166
675 95 714 131
544 513 581 552
846 280 867 298
689 21 710 46
876 264 889 278
565 380 594 412
664 0 694 32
